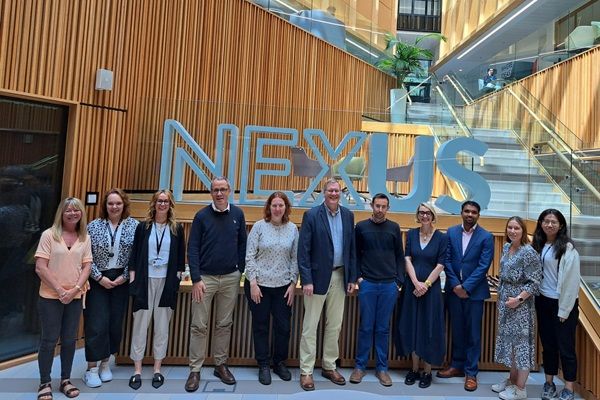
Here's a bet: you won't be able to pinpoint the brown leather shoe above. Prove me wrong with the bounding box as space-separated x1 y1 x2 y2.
464 375 478 391
213 364 236 385
321 369 346 385
349 368 366 384
185 371 200 392
300 374 315 391
436 367 465 378
375 370 393 387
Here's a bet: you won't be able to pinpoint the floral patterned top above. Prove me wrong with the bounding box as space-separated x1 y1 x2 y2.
245 219 299 288
87 217 138 281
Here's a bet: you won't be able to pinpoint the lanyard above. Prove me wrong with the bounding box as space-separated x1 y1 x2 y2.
106 221 121 256
541 244 554 272
154 223 167 255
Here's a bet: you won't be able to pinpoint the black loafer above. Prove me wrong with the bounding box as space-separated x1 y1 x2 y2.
273 362 292 381
405 370 420 385
152 372 164 389
128 374 142 390
419 372 432 388
258 366 271 385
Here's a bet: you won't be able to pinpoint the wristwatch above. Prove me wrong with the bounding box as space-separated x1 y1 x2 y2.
517 296 524 303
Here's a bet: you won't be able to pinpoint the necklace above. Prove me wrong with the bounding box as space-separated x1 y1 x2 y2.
420 228 434 242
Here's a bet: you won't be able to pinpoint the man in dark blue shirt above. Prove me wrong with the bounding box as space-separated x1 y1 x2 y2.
185 177 247 392
349 193 404 387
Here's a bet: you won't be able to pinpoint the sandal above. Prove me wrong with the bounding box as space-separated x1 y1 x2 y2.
128 373 142 390
59 380 79 398
152 372 165 389
37 382 52 400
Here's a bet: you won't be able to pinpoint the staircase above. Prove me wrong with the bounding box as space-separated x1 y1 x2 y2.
469 128 572 218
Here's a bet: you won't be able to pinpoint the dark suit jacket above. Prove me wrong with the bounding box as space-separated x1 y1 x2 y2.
298 203 357 295
445 224 494 300
129 222 186 311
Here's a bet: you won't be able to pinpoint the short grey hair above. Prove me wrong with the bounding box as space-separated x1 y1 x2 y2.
210 176 231 191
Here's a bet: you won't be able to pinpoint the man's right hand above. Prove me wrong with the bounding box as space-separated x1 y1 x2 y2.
453 284 469 299
192 281 206 303
303 283 314 296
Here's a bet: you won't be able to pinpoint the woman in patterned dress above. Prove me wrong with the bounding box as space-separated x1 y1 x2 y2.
492 216 542 400
244 191 299 385
82 189 138 388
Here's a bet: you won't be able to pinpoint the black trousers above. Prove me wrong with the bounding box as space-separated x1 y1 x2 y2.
535 294 578 382
83 269 129 362
244 280 292 367
37 297 82 384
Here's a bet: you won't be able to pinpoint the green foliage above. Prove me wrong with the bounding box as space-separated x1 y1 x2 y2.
376 33 446 88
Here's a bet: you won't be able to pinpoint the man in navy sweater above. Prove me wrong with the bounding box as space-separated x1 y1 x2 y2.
349 193 404 387
185 177 247 392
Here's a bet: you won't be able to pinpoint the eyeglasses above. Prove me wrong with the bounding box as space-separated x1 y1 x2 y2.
418 210 433 216
212 188 229 194
156 200 170 205
542 220 559 227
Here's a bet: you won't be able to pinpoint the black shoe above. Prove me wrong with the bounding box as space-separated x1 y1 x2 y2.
152 372 164 389
273 362 292 381
258 366 272 385
405 370 420 385
128 374 142 390
419 372 432 388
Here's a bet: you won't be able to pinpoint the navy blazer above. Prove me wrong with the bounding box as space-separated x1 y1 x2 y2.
445 224 494 300
298 203 357 295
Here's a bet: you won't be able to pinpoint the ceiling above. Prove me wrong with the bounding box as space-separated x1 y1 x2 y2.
430 0 589 76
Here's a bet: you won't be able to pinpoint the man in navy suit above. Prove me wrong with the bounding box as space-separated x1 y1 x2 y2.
297 179 356 391
437 201 494 392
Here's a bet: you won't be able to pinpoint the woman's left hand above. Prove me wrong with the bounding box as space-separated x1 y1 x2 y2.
60 288 77 304
505 296 520 309
284 283 295 306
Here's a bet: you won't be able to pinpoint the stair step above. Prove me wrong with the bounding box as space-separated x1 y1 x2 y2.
480 172 549 183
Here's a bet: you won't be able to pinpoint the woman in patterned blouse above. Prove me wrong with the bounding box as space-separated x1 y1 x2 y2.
492 216 542 400
83 188 138 388
244 191 299 385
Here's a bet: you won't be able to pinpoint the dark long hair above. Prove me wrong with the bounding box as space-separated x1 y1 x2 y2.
532 209 573 260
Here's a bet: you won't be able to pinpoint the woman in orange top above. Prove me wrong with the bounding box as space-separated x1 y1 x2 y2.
34 197 92 400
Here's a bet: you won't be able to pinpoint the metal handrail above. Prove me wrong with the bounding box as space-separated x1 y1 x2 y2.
444 74 473 104
544 140 600 204
385 75 433 110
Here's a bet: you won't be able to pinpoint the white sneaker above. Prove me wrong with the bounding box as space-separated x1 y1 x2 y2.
492 378 513 393
499 385 527 400
83 367 102 388
99 363 113 382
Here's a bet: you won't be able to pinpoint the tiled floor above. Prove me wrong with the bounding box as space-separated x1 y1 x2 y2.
0 349 580 400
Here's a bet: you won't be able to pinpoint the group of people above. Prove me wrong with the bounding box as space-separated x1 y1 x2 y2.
32 177 580 400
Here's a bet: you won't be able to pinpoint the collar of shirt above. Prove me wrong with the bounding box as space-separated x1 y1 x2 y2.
324 203 340 217
461 224 477 234
211 202 230 213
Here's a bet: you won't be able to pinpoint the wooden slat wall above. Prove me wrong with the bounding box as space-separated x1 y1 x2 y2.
0 0 394 217
461 46 600 150
438 0 523 60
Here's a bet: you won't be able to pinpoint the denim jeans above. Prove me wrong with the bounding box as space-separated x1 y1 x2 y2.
355 279 398 371
37 297 82 384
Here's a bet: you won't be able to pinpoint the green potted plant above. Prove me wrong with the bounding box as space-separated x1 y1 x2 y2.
376 33 445 122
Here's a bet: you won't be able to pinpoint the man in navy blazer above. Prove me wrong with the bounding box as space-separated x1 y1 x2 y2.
297 179 357 391
437 201 494 392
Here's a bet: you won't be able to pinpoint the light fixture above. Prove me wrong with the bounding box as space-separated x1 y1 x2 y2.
272 0 298 13
457 0 539 60
346 38 379 58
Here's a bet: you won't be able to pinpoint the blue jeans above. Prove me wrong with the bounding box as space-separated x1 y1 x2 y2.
355 280 398 371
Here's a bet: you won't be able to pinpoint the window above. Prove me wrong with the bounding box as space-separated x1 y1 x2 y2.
0 96 68 361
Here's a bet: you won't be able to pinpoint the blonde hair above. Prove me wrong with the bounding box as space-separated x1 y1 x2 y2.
51 197 88 242
145 189 178 234
415 202 437 223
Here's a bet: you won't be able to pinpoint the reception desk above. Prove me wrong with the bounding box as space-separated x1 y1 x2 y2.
116 280 533 371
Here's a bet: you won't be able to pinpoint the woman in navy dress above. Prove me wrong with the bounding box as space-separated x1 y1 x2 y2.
397 203 448 389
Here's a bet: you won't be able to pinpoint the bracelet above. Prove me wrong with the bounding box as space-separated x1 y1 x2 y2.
425 279 432 288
